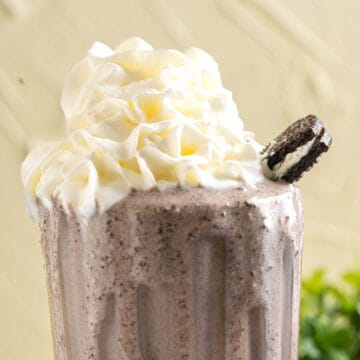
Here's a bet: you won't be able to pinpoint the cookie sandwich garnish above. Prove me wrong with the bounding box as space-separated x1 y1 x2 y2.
261 114 332 183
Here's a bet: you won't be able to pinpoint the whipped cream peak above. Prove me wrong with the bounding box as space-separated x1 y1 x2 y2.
22 38 265 220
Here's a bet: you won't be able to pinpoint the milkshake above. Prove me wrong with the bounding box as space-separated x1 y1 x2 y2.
22 38 313 359
39 183 303 360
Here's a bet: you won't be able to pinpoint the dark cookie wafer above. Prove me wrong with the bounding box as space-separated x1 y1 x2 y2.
261 115 332 183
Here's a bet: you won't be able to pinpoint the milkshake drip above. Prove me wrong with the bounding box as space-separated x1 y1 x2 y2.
40 183 303 360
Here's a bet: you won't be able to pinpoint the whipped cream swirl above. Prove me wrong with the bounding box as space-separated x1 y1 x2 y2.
22 37 265 219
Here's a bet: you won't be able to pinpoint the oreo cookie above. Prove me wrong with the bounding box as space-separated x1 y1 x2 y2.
261 115 332 183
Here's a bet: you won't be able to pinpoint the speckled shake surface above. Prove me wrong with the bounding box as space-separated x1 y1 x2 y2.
39 180 303 360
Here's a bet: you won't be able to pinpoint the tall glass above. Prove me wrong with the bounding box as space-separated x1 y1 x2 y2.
39 181 303 359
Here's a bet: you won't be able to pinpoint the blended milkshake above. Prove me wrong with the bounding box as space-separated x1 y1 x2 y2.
22 38 304 359
39 184 302 360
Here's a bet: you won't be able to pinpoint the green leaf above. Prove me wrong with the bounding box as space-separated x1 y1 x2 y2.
300 337 322 359
300 268 360 359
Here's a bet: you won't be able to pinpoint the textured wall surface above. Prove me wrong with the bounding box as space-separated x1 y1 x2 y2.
0 0 359 358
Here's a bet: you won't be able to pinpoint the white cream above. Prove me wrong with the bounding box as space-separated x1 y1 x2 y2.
262 138 316 180
21 37 265 220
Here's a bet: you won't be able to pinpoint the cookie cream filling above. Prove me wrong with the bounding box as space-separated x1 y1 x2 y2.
270 138 316 179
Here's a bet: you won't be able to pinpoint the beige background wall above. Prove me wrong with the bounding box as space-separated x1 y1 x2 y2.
0 0 359 358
